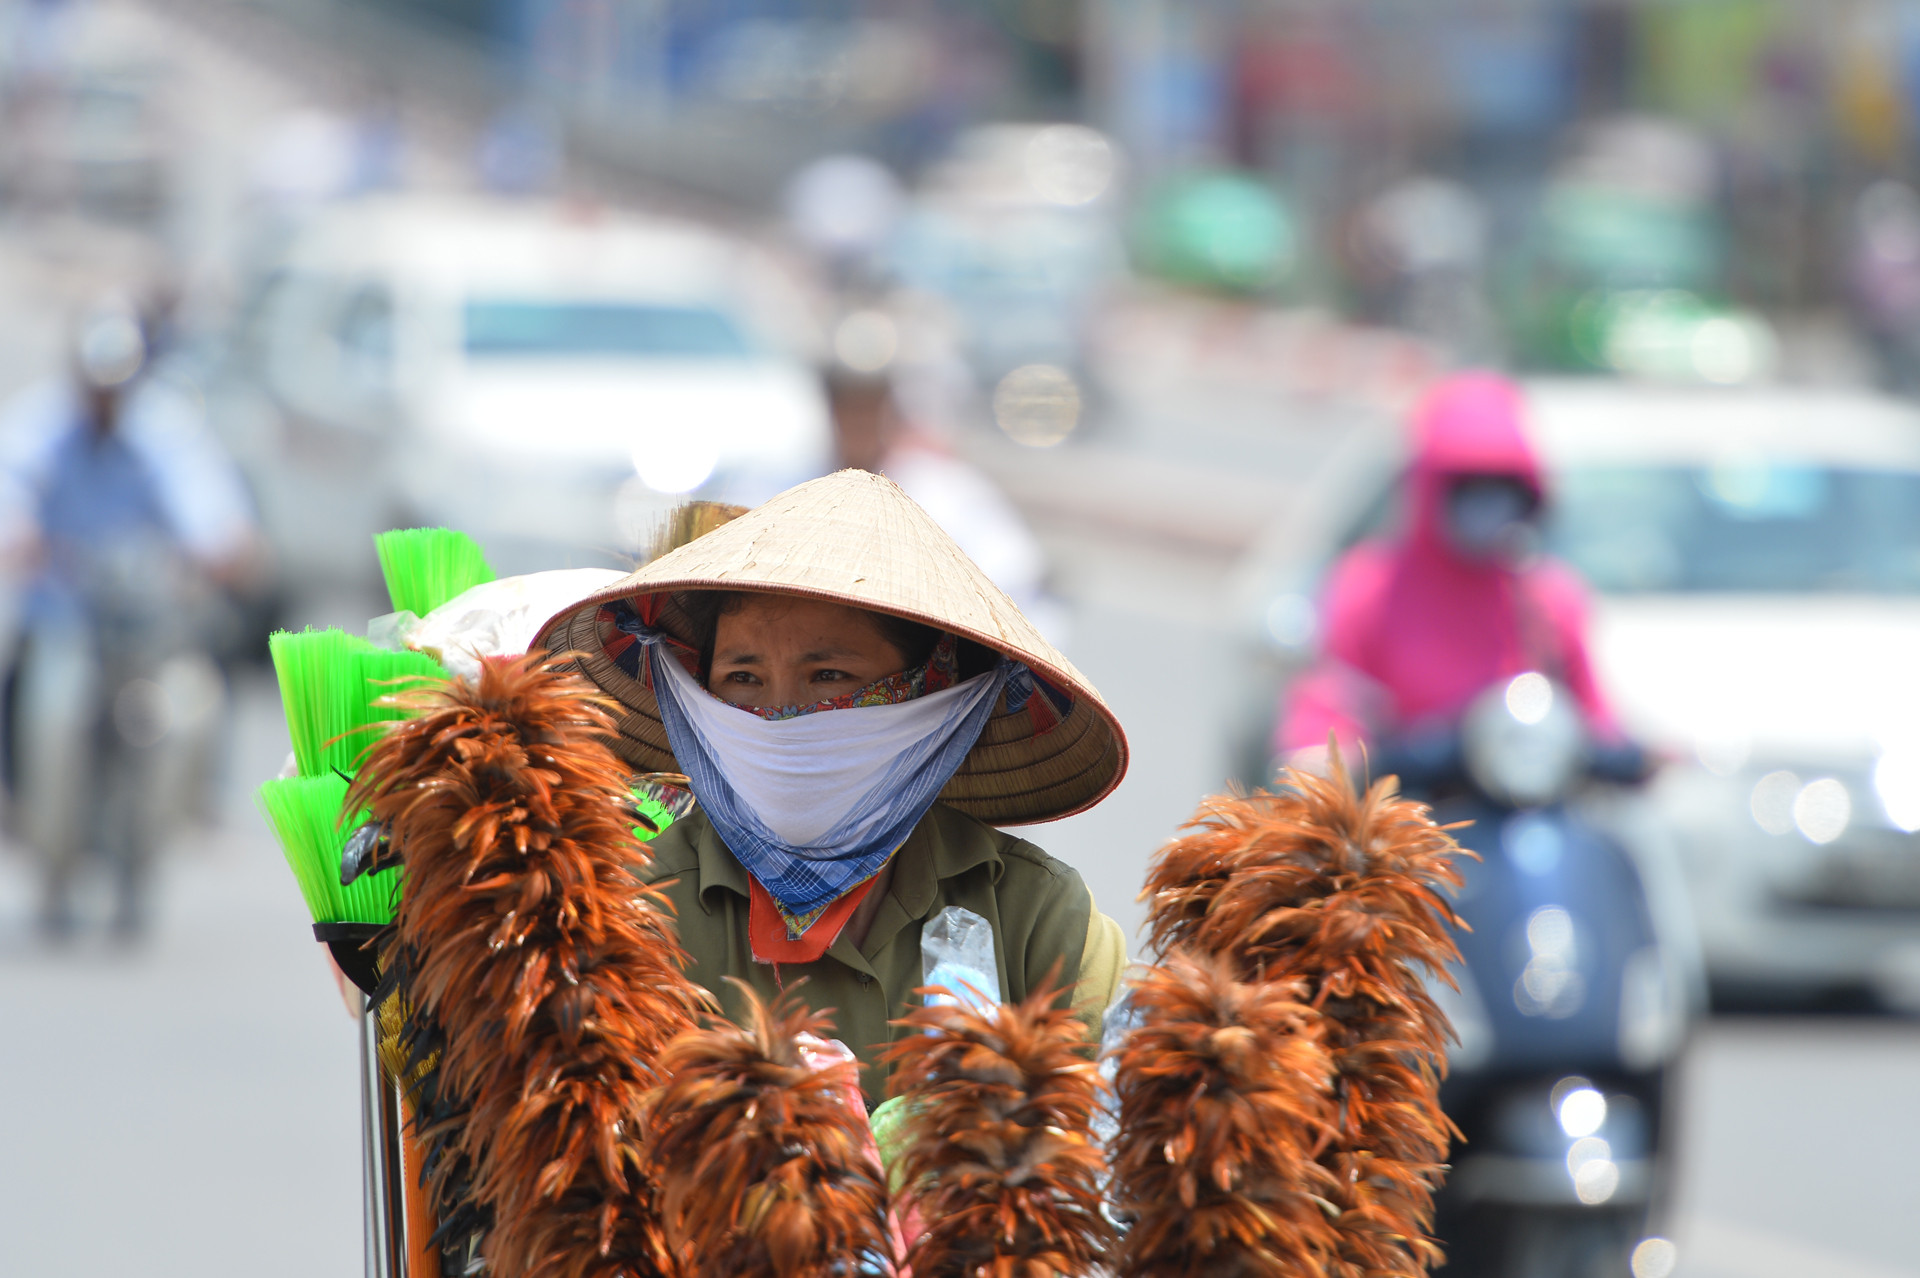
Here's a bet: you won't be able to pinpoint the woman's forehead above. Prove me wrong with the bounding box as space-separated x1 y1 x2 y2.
722 593 871 621
715 594 888 637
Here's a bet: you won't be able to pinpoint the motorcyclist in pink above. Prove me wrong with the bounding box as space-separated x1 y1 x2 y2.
1276 371 1622 762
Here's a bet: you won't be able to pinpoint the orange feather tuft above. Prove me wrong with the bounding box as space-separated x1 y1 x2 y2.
884 977 1114 1278
348 653 712 1278
647 984 893 1278
1134 751 1466 1277
1109 951 1338 1278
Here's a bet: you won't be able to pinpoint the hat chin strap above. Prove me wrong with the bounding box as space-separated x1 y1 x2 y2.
639 633 1010 931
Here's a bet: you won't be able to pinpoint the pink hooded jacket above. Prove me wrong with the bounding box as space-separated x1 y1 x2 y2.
1276 372 1618 755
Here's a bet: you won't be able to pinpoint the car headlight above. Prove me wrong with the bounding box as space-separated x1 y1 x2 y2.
1874 750 1920 833
1462 672 1586 807
1750 769 1854 844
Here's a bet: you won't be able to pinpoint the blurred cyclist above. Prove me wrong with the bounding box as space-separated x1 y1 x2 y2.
1274 371 1622 767
0 295 257 940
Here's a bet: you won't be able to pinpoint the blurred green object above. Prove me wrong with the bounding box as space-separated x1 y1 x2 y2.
1509 184 1732 371
257 774 396 925
1133 172 1297 293
269 628 380 777
867 1094 912 1190
1541 187 1720 289
1569 289 1774 383
632 775 697 843
633 794 677 842
374 527 496 619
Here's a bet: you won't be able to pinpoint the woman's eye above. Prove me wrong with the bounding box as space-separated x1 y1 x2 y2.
724 671 759 685
812 669 852 683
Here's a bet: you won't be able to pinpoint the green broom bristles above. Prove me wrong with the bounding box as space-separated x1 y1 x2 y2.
270 628 379 778
374 527 496 618
349 647 447 724
257 774 398 925
266 540 462 930
271 631 449 778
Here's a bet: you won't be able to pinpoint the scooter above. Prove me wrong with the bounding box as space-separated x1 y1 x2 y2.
5 537 227 938
1377 673 1702 1278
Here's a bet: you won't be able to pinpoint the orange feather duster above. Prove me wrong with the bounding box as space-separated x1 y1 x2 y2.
646 984 893 1278
884 979 1114 1278
1109 952 1338 1278
1135 754 1466 1278
347 653 711 1278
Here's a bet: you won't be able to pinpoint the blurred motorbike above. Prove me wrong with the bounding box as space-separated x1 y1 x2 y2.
1376 672 1698 1278
8 535 227 938
1 297 240 940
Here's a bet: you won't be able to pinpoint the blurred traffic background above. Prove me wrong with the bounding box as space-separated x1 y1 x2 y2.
0 0 1917 1275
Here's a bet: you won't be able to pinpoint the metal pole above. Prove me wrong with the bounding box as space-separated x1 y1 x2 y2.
378 1048 411 1276
360 995 407 1278
359 997 391 1274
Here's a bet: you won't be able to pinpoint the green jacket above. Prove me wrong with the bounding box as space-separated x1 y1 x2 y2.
639 803 1127 1102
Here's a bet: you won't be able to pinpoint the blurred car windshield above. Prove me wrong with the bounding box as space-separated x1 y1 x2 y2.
1549 462 1920 594
463 300 753 358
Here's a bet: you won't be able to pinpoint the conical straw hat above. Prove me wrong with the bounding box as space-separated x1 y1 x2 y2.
537 469 1127 825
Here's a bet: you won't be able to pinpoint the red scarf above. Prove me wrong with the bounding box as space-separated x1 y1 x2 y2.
748 874 880 963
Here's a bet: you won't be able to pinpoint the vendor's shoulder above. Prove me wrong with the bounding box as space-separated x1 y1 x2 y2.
925 803 1080 884
636 808 705 883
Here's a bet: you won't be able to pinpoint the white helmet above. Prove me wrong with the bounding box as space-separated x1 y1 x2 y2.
73 296 146 390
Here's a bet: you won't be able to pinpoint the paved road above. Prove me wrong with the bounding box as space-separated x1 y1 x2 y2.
0 674 364 1278
1667 1020 1920 1278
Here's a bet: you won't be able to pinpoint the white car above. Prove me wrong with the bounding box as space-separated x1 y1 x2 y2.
1245 380 1920 1010
228 196 832 581
1537 382 1920 1010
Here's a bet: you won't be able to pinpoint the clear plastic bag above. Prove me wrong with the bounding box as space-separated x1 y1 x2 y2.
1091 986 1141 1148
920 905 1001 1014
371 568 625 677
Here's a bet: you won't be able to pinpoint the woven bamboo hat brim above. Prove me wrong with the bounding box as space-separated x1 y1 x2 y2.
536 469 1127 825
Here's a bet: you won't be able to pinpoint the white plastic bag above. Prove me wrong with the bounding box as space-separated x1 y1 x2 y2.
372 568 625 677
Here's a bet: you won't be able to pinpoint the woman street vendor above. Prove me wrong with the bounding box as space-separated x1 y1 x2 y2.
537 469 1130 1100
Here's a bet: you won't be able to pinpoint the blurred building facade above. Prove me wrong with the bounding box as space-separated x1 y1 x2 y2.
249 0 1920 371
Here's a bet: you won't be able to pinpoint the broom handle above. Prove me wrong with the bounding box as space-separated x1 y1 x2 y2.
360 996 411 1278
380 1058 412 1275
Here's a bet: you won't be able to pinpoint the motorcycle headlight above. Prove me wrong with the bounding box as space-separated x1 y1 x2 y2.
1461 672 1586 807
